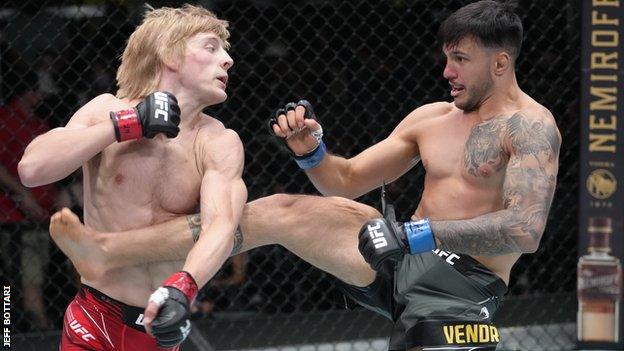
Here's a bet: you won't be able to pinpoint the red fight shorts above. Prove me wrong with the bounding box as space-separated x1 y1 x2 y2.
60 284 179 351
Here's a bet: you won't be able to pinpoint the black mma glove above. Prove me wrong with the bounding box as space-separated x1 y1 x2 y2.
148 271 198 348
110 91 181 142
268 99 326 169
358 218 436 272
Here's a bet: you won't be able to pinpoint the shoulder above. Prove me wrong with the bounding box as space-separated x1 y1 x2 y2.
510 95 557 127
68 93 130 127
506 105 561 155
194 115 244 169
405 102 454 122
91 93 120 104
81 93 129 112
195 114 241 147
391 102 454 138
508 103 560 138
212 128 244 153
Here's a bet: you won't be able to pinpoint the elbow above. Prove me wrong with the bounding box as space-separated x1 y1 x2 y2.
17 158 41 187
506 210 546 254
18 150 60 187
522 240 540 254
519 226 545 254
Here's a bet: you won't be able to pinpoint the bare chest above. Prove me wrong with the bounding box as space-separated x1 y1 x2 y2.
419 116 510 187
89 139 201 217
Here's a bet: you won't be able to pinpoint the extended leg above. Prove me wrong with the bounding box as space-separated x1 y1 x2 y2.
49 208 199 279
240 194 379 287
50 194 379 286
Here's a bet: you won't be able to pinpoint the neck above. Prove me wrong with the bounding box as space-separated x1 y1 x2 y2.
161 88 205 129
158 72 213 130
471 74 521 120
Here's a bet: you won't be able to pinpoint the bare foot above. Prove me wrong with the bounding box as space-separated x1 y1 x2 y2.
49 208 106 280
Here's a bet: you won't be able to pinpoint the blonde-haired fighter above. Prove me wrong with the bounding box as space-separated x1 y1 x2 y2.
19 4 239 350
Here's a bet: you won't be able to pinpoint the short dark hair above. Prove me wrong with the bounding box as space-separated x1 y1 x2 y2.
438 0 523 61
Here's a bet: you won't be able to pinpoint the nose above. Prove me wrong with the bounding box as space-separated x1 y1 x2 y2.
222 51 234 70
443 61 456 81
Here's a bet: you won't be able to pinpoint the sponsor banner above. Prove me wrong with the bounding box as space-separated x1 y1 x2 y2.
578 0 623 349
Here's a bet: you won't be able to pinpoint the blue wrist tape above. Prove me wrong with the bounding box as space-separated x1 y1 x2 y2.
295 140 326 169
404 219 436 254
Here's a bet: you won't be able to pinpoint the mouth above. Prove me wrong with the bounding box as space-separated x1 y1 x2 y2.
216 76 228 87
450 83 464 98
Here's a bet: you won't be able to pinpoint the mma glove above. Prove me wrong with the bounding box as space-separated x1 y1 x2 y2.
110 91 181 142
268 99 326 169
358 217 437 272
148 271 198 348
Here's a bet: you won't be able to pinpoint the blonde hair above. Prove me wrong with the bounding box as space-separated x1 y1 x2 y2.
116 4 230 100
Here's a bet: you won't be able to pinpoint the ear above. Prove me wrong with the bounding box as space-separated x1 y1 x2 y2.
162 55 179 72
493 51 511 76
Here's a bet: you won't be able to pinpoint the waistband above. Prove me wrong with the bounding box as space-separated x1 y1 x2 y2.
433 250 508 297
79 284 147 333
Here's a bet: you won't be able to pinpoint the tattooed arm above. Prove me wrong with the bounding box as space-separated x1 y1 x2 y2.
431 110 561 256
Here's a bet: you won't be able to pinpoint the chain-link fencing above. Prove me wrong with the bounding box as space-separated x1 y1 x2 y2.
0 0 579 350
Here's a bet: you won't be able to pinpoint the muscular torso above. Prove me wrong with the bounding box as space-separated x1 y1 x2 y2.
410 97 542 284
81 98 211 306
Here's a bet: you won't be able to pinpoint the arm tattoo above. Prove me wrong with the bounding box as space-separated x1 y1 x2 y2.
230 227 244 256
187 213 244 255
187 214 201 243
434 112 560 256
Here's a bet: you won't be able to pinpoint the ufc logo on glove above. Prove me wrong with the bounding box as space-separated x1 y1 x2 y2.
153 92 170 121
179 320 191 339
367 222 388 249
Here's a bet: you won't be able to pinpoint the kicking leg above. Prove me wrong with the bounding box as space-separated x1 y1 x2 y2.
48 206 274 279
239 194 379 287
50 194 379 287
50 208 201 279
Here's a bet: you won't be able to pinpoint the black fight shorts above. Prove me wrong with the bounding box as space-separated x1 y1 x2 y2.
339 250 507 350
